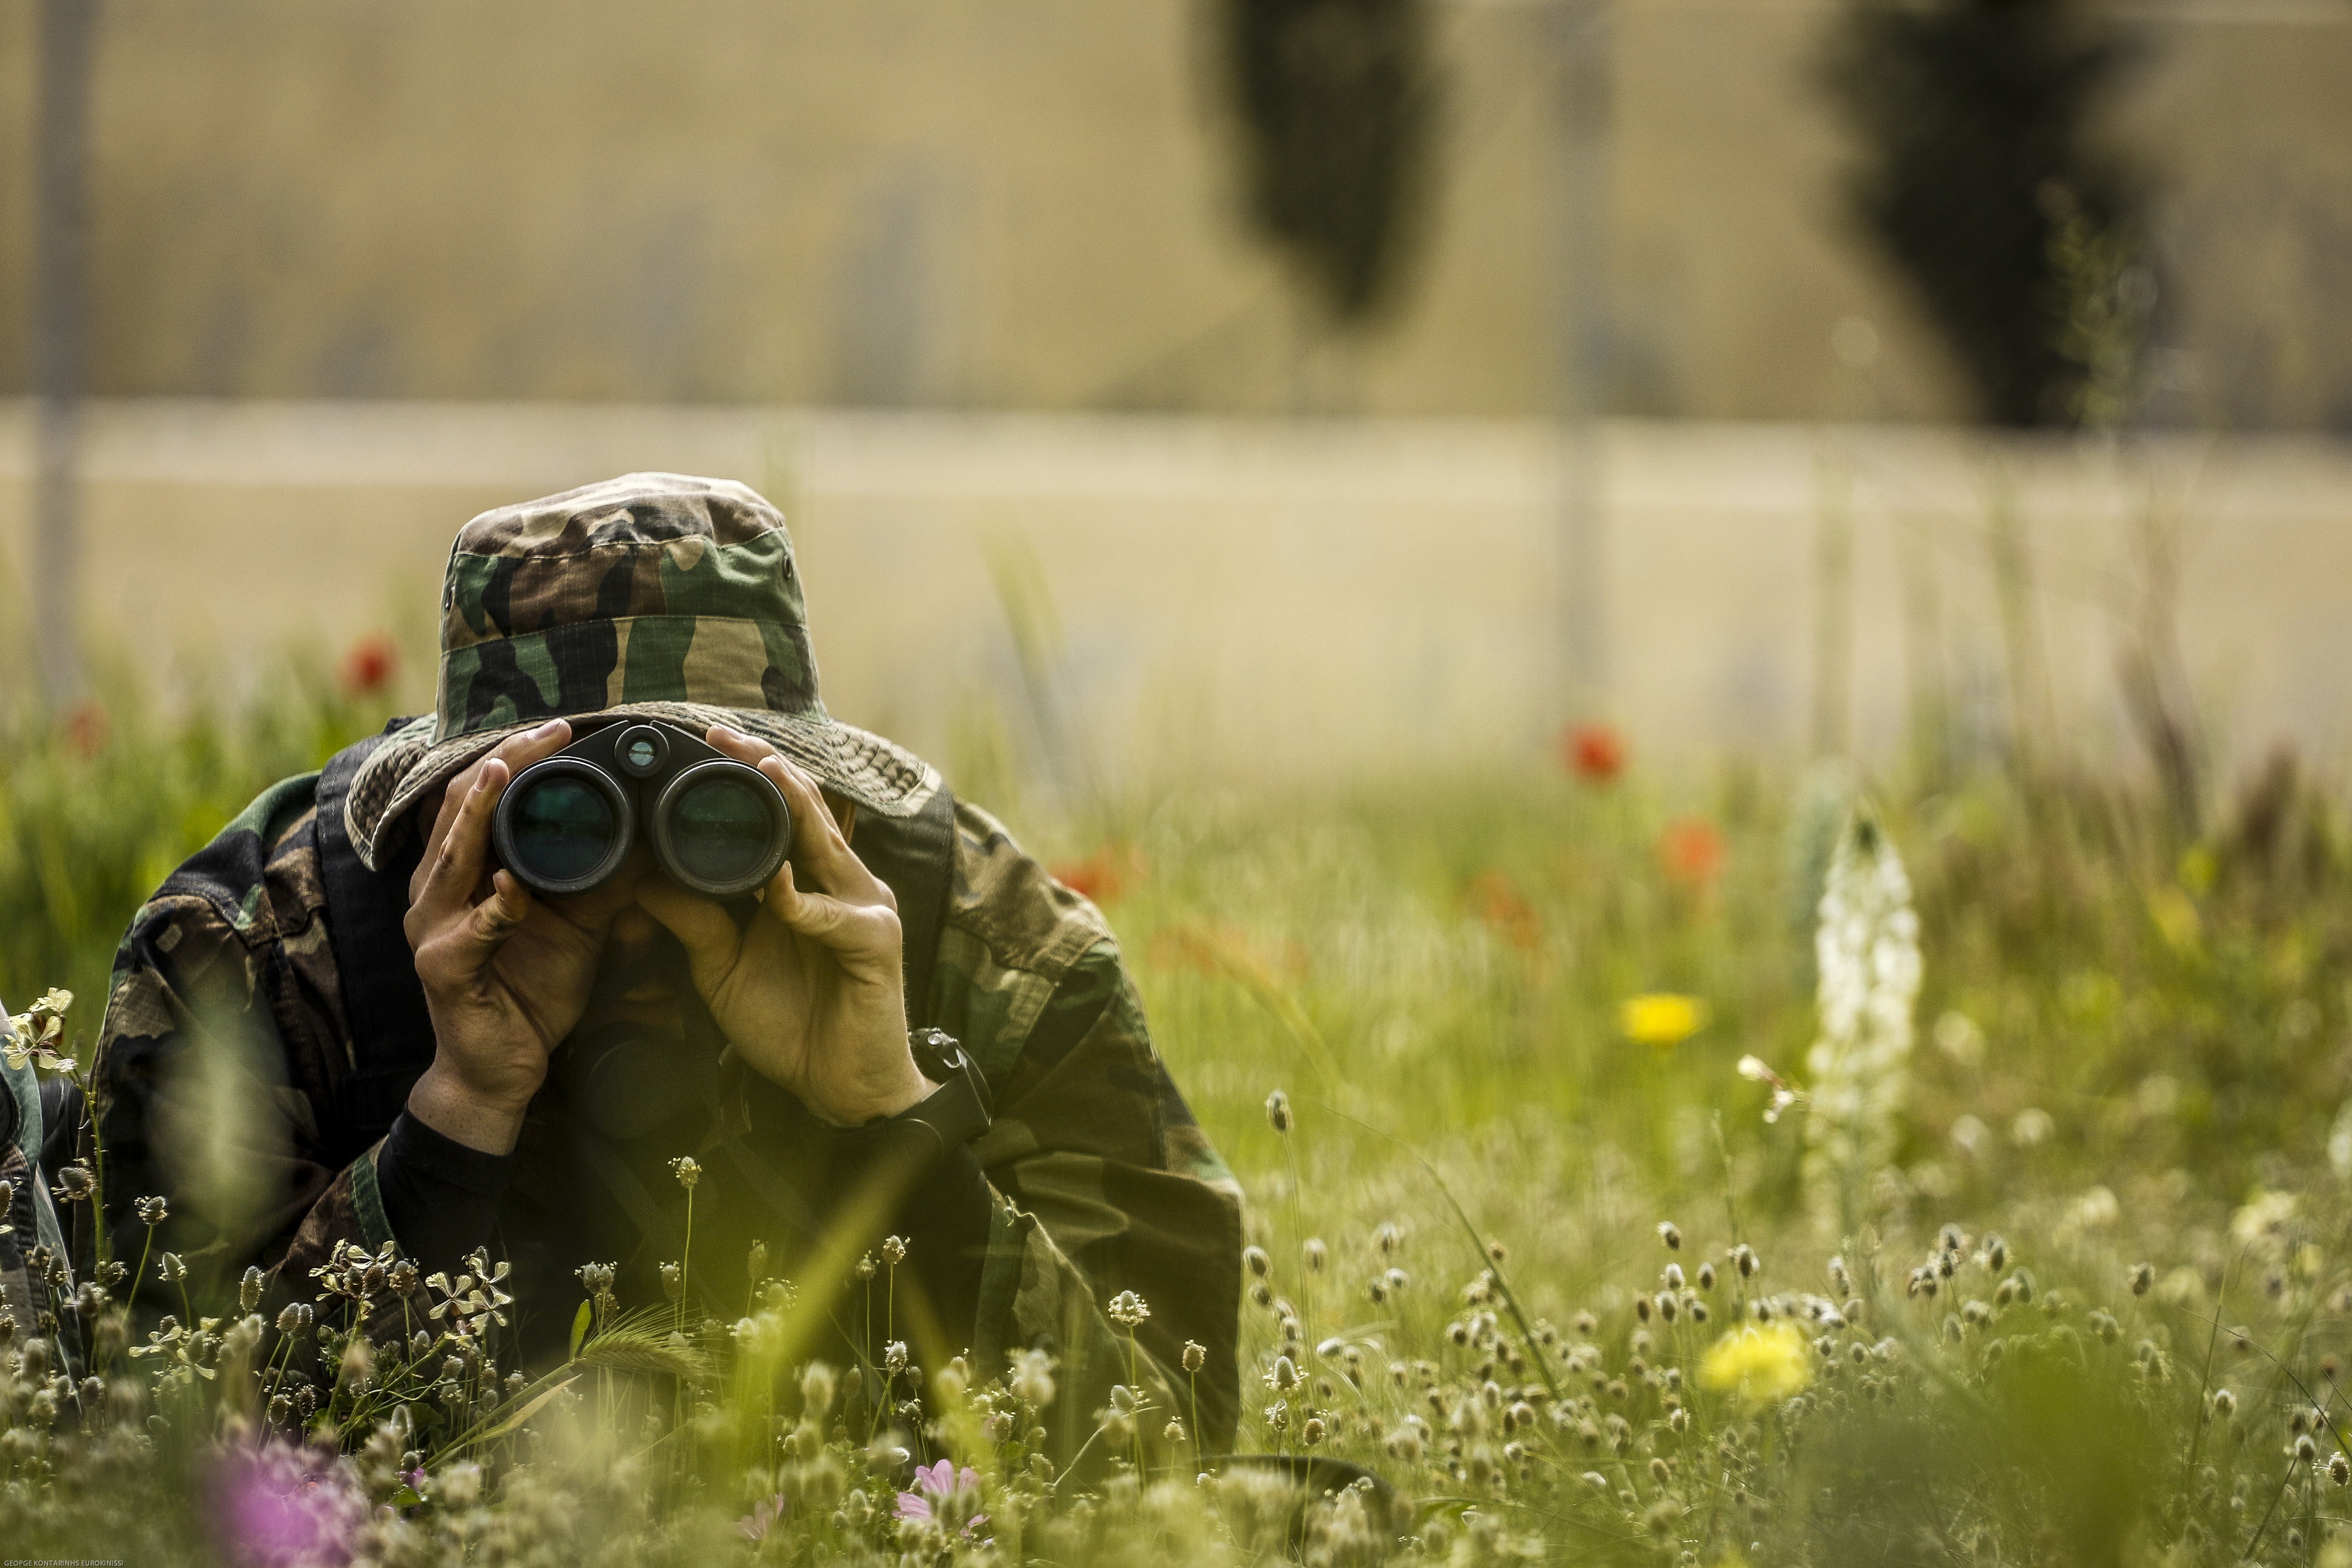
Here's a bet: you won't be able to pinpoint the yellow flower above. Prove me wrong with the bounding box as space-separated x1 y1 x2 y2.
2148 885 2201 957
1700 1323 1811 1406
1621 993 1709 1048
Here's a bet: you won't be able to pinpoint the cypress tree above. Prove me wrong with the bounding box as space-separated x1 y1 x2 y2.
1219 0 1441 328
1823 0 2146 425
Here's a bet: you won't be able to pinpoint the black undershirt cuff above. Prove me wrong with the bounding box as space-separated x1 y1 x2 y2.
877 1138 993 1338
375 1109 514 1277
740 1073 997 1342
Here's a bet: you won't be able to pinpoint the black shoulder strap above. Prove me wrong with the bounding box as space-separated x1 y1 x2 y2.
315 721 438 1162
850 782 960 1029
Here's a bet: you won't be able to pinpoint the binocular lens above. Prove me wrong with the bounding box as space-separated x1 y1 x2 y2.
666 773 777 888
507 775 622 884
493 723 789 897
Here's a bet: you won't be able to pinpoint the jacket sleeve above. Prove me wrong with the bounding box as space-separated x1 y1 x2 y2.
76 794 426 1340
1 1042 62 1340
956 931 1246 1457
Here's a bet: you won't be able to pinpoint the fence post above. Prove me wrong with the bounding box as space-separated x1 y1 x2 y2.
1552 0 1612 731
32 0 97 710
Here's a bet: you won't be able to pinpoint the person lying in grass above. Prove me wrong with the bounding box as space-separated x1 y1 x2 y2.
62 472 1242 1455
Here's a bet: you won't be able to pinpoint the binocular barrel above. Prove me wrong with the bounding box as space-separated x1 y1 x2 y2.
490 720 792 898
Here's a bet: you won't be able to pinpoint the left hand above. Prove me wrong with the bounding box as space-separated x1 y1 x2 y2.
633 724 933 1126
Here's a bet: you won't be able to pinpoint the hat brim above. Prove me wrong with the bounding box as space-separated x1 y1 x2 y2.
346 701 941 872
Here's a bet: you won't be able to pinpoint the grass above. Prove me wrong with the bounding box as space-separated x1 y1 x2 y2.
5 664 2352 1565
0 660 408 1016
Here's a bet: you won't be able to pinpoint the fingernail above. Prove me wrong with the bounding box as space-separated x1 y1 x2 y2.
533 719 564 736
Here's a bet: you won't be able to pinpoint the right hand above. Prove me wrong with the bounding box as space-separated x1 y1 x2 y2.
402 718 639 1154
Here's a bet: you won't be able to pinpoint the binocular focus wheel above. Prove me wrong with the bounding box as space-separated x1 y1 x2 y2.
613 724 670 778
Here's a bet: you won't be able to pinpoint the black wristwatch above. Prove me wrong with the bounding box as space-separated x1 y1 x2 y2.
865 1027 993 1162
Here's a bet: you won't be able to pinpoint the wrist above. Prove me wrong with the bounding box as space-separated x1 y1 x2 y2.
841 1028 993 1149
407 1062 531 1155
820 1051 935 1127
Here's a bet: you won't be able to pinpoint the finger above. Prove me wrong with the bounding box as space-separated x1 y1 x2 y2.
720 728 860 838
635 874 746 984
419 758 510 917
767 861 903 963
490 716 574 774
413 779 473 908
765 861 863 947
747 754 890 911
412 719 573 902
438 868 534 971
703 724 827 845
703 722 780 768
705 723 884 902
772 755 890 905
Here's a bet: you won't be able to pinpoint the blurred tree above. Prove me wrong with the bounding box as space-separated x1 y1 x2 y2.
1218 0 1440 329
1822 0 2146 426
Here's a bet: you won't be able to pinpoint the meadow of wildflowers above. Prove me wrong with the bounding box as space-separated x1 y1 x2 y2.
5 673 2352 1566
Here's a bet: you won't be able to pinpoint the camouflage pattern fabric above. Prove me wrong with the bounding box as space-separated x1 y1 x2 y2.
77 775 1247 1450
345 473 938 872
5 1020 85 1365
1 1141 43 1340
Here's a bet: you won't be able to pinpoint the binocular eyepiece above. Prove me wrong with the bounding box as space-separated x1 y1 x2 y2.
490 719 793 898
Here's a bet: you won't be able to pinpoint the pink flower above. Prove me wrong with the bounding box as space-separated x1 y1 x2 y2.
895 1458 986 1533
737 1493 789 1542
210 1442 367 1568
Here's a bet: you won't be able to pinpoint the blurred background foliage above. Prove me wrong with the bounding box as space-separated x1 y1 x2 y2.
8 647 2347 1230
0 654 400 1021
4 0 2350 793
2 0 2348 426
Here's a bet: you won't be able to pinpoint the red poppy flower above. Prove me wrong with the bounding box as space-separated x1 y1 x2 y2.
1051 845 1142 905
340 633 398 696
1464 870 1541 951
1563 723 1625 783
62 699 109 760
1661 818 1726 889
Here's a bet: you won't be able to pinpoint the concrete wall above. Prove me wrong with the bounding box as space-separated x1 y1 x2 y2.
2 2 2349 426
5 400 2347 794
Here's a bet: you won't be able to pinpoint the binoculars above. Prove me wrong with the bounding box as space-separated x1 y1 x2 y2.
491 719 793 898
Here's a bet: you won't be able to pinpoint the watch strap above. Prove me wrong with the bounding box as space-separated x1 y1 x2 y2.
866 1028 992 1159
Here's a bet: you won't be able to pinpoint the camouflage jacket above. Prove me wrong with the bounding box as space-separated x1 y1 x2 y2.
2 1041 75 1345
75 770 1244 1448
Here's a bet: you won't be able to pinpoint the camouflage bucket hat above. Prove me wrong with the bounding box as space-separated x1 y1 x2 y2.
345 472 938 871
